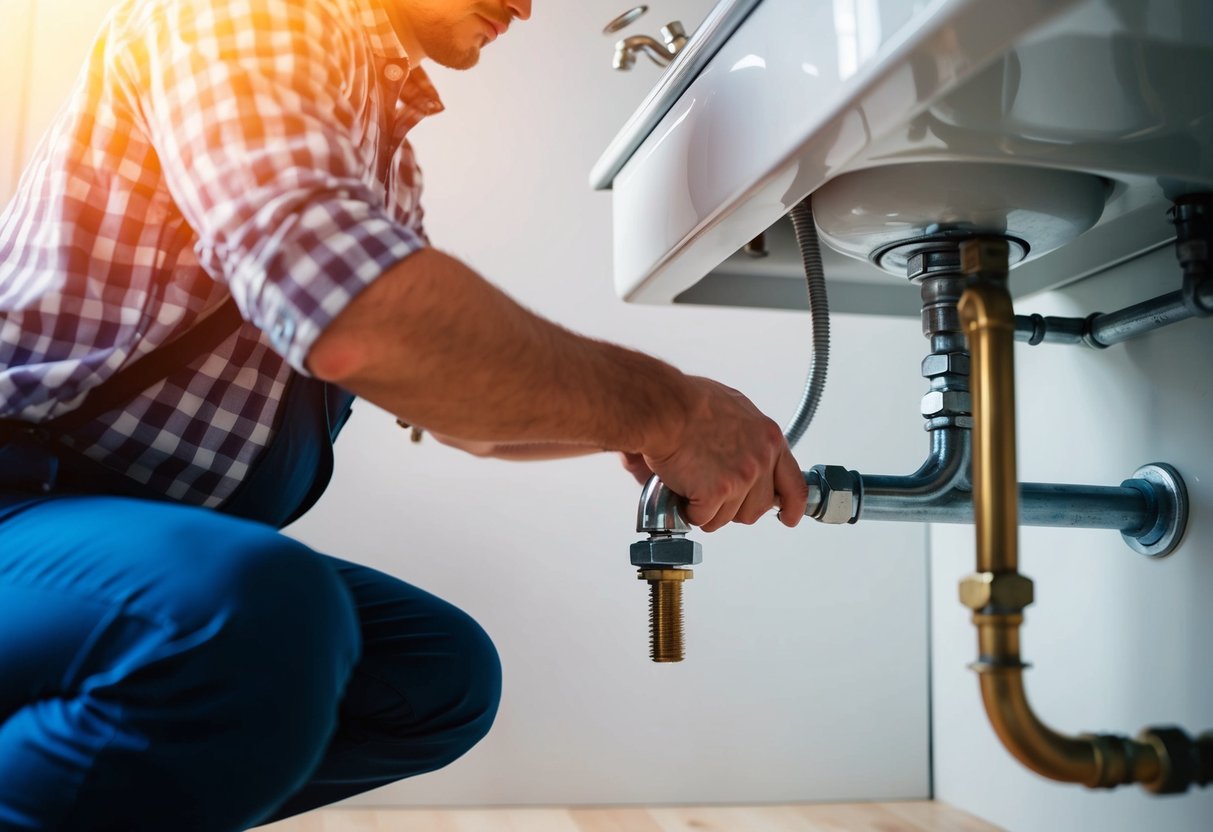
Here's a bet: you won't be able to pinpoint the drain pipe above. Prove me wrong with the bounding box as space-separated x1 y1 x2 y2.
799 243 1188 558
958 237 1212 793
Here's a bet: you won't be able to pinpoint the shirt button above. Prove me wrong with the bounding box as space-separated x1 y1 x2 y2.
384 63 406 82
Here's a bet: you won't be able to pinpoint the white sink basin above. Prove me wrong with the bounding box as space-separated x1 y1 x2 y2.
594 0 1213 314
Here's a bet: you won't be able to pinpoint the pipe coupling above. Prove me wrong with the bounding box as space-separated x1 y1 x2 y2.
959 571 1035 612
808 465 861 524
1137 726 1213 794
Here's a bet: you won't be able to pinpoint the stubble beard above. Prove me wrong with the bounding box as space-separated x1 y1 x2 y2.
409 8 483 70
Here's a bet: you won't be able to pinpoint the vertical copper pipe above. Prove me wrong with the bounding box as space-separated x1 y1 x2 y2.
956 239 1189 793
959 265 1019 575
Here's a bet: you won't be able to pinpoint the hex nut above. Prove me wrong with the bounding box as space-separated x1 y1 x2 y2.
959 571 1035 611
813 465 858 525
921 390 973 417
921 352 971 378
630 535 703 567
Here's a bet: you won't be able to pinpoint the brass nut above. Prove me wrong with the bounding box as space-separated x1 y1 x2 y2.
959 571 1035 611
921 390 972 417
638 568 694 582
921 352 971 378
630 535 702 567
960 238 1011 275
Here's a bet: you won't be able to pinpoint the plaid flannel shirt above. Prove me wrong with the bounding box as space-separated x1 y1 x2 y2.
0 0 442 507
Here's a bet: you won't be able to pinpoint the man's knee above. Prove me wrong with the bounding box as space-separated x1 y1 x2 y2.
359 600 501 765
445 606 502 745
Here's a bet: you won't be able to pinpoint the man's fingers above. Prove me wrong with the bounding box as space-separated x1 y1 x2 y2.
687 481 748 532
735 482 776 525
773 447 808 527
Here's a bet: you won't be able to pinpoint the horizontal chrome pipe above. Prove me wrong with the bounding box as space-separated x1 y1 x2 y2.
860 481 1151 532
802 423 1155 534
1088 289 1203 346
1015 279 1213 348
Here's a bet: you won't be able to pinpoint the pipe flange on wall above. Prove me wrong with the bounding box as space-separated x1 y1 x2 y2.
1121 463 1189 558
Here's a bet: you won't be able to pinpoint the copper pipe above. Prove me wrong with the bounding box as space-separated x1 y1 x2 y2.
957 238 1208 794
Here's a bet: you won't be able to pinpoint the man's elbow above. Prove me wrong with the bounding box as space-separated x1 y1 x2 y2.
306 328 367 383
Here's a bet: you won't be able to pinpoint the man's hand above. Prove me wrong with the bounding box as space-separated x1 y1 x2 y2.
619 452 654 484
640 377 808 533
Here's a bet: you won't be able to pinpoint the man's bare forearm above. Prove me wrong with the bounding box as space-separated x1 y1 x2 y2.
308 247 809 532
306 248 688 456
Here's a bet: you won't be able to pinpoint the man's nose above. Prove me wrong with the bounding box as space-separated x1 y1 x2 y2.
504 0 531 21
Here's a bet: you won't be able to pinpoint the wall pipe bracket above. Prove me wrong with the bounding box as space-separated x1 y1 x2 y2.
1120 463 1188 558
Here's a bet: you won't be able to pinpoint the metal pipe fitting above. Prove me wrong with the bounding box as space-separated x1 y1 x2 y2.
958 236 1211 794
635 473 691 534
1016 194 1213 347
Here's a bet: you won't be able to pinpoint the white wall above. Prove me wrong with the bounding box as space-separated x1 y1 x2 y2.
296 0 935 807
930 244 1213 830
3 0 935 808
0 0 34 199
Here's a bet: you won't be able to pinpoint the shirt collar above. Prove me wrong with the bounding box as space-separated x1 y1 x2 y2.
357 0 445 119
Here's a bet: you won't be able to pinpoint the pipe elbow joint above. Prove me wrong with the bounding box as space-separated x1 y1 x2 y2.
636 475 691 534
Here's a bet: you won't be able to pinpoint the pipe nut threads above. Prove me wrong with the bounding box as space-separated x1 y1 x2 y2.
810 465 860 524
639 568 692 663
960 571 1035 612
921 390 972 418
630 534 702 566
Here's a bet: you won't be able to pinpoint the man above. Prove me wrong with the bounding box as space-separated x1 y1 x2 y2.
0 0 808 828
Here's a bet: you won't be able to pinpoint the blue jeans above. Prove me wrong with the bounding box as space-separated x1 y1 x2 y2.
0 493 502 830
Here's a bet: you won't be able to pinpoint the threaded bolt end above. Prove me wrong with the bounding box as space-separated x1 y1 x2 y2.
650 579 683 662
639 568 692 663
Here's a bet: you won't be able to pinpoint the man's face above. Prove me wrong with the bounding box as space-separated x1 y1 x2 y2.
394 0 533 69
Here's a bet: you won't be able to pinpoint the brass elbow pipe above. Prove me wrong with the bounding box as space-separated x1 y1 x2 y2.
957 238 1212 794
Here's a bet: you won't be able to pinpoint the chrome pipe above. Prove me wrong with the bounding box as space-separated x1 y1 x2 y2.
859 480 1150 531
1087 290 1198 347
1014 313 1088 345
1015 291 1198 348
861 427 970 503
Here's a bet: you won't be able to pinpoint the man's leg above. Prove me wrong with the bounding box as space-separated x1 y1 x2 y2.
255 557 502 824
0 495 362 832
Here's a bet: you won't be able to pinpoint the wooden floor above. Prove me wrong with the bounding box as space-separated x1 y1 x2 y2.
258 801 1002 832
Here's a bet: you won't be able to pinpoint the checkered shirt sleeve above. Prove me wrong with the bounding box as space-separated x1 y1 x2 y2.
0 0 438 507
123 0 427 370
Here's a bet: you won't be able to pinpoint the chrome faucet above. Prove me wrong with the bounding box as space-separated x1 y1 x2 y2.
605 6 689 70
